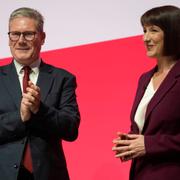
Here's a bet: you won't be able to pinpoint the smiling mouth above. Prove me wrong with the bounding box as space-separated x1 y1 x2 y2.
146 44 154 50
16 48 30 50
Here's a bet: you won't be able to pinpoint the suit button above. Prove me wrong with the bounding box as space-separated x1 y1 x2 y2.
13 164 19 169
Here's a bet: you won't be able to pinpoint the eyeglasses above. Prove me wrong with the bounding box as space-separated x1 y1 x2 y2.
8 31 37 41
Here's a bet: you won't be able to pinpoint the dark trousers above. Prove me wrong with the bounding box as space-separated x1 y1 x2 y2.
17 166 34 180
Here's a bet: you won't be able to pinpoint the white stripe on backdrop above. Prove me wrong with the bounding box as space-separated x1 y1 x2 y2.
0 0 180 59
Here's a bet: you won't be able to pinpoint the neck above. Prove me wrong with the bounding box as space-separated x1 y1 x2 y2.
156 56 176 73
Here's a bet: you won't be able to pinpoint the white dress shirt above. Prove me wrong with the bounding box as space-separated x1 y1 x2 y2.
13 59 41 93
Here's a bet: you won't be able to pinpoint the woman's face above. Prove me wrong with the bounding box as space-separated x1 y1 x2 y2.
143 25 164 58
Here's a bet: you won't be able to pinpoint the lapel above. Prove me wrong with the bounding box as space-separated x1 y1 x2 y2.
1 61 22 109
142 61 180 133
145 61 180 119
1 61 55 108
36 61 54 102
131 67 156 122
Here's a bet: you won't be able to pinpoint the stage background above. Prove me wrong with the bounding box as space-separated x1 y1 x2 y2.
0 1 180 179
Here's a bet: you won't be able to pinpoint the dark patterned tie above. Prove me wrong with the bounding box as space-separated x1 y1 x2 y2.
22 66 33 173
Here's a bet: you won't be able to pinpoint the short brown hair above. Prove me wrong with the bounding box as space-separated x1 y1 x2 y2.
9 7 44 32
141 5 180 60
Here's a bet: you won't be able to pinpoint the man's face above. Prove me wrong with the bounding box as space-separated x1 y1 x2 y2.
9 17 45 65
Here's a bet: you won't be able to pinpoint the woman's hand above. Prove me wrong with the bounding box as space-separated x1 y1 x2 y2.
112 132 146 161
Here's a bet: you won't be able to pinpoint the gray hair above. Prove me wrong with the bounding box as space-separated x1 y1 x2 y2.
9 7 44 32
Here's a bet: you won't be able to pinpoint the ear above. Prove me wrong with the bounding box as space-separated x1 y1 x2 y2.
40 32 46 45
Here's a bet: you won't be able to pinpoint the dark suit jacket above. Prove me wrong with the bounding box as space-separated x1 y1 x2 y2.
0 61 80 180
129 60 180 180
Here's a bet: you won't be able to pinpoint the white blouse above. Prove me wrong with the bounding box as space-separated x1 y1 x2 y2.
134 78 156 133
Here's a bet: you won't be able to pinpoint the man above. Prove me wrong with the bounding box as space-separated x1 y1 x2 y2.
0 7 80 180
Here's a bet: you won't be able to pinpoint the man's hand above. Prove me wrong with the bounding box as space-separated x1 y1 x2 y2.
20 81 41 122
20 98 31 122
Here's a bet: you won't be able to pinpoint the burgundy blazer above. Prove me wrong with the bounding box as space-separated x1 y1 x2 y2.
129 60 180 180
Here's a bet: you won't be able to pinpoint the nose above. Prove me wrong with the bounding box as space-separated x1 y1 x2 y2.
143 32 150 42
18 33 26 42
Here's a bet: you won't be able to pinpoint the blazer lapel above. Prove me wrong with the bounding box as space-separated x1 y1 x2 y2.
36 61 54 102
131 67 156 122
143 61 180 132
1 62 22 108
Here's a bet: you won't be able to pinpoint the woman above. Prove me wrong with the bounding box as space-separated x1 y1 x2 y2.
112 5 180 180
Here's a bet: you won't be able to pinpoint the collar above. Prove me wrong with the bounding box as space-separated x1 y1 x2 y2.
13 59 41 75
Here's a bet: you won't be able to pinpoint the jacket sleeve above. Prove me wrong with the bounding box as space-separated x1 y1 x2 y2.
30 75 80 142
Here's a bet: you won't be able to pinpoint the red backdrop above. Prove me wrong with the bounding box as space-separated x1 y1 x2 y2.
0 35 155 180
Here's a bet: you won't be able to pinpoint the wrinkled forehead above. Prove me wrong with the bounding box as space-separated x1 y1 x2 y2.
9 17 38 31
